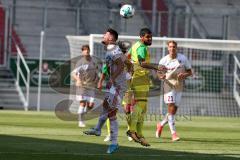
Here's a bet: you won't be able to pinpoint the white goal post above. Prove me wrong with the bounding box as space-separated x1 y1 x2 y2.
234 56 240 107
66 34 240 117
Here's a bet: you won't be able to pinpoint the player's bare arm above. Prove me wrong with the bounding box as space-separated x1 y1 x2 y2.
177 69 192 80
140 60 158 70
124 58 133 73
97 73 105 90
72 73 82 86
139 59 167 72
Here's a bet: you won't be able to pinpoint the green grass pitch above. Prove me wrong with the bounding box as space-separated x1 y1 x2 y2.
0 110 239 160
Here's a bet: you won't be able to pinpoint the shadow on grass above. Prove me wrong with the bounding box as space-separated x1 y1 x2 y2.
0 135 239 160
182 137 240 146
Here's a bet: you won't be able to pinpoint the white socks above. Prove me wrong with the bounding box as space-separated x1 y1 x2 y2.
168 114 176 134
160 113 169 126
84 106 88 113
78 106 85 121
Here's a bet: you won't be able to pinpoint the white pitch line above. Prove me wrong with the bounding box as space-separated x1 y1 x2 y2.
0 152 185 157
0 152 239 157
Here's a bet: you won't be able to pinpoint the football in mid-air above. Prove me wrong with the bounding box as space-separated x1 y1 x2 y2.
120 4 135 18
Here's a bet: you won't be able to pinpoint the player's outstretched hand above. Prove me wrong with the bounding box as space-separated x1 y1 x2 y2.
177 72 186 80
158 65 167 72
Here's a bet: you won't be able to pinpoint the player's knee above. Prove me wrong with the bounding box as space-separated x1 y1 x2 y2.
168 104 177 114
108 109 117 120
88 102 94 109
87 105 94 110
80 101 86 106
168 103 175 108
125 104 131 114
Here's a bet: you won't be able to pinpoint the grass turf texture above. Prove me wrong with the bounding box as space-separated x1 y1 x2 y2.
0 110 239 160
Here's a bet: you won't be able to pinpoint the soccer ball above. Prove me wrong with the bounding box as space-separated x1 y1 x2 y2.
120 4 135 18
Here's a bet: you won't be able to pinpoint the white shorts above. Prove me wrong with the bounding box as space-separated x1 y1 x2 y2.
105 84 126 108
76 89 95 103
76 95 95 103
164 90 182 106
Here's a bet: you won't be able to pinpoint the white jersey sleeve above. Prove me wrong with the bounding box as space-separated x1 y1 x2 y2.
158 55 168 66
177 53 191 70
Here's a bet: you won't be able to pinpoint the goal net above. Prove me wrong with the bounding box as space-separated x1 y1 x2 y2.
66 34 240 117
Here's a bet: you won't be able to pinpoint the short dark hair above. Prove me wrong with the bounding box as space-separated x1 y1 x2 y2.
167 40 178 47
107 28 118 41
81 44 90 51
139 28 152 37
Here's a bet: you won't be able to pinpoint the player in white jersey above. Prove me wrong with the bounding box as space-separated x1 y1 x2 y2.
72 45 99 128
156 40 192 141
83 28 127 154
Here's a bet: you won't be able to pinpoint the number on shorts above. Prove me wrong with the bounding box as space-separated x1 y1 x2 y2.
168 96 173 102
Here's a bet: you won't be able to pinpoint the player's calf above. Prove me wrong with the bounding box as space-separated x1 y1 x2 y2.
155 123 164 138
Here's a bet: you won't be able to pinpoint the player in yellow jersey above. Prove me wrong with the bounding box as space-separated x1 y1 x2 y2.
127 28 163 147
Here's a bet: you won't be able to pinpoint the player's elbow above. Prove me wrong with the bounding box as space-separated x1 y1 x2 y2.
139 61 146 68
188 69 193 77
